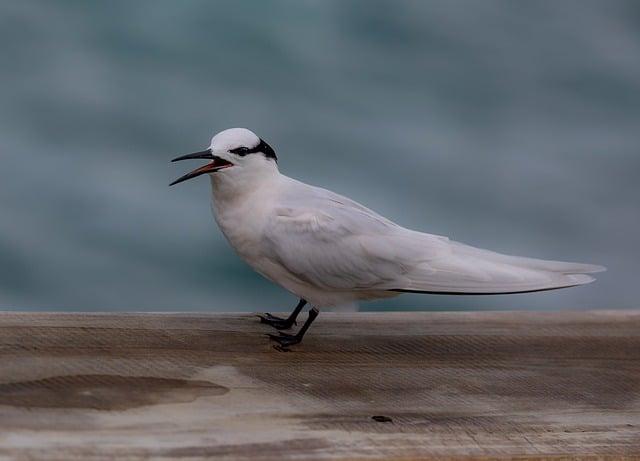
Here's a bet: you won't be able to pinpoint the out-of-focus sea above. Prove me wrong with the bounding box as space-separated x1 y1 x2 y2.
1 1 638 312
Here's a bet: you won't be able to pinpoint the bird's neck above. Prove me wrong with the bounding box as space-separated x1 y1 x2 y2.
209 162 281 206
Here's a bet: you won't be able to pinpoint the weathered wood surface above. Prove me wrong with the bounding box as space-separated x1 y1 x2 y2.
0 311 639 460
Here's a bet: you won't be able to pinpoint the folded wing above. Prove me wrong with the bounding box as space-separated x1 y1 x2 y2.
264 182 604 295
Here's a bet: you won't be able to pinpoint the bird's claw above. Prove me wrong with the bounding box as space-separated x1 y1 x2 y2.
259 312 282 322
267 331 301 349
258 313 296 330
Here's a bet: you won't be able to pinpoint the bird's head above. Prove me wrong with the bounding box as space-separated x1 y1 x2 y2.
170 128 278 186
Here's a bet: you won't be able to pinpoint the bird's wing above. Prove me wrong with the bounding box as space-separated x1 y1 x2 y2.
397 242 602 294
264 181 604 295
263 183 450 291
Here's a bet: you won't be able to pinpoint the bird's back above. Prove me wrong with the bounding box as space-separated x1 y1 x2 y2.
259 175 604 306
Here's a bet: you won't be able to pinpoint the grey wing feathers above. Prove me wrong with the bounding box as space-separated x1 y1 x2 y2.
265 181 605 295
264 187 449 291
396 241 604 295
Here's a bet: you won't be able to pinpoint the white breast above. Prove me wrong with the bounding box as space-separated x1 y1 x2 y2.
212 192 264 263
208 172 291 288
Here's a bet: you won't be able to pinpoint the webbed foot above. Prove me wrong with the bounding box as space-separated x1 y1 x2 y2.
258 313 296 330
267 331 301 349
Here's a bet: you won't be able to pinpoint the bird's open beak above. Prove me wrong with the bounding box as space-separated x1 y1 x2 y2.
170 150 234 186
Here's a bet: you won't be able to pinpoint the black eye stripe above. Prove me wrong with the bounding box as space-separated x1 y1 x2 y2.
229 139 278 162
229 146 250 155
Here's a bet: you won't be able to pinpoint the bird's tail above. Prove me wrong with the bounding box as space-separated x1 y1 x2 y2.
451 241 605 275
394 241 605 295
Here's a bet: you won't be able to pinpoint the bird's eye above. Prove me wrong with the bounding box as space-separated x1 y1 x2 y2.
230 146 250 156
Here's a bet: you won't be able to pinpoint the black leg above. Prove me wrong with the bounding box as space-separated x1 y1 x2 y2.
258 299 307 330
268 307 319 351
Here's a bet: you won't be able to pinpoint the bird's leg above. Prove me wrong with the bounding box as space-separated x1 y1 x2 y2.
258 299 307 330
268 307 319 350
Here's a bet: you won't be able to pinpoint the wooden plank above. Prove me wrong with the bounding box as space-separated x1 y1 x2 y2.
0 310 638 460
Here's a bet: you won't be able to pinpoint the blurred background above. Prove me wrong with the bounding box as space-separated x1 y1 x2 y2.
1 0 638 312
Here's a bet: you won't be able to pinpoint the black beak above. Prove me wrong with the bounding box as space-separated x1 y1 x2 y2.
170 150 234 186
171 150 214 162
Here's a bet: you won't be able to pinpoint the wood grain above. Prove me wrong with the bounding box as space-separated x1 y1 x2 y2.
0 310 638 460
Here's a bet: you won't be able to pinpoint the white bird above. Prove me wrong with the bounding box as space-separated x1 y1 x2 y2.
171 128 605 349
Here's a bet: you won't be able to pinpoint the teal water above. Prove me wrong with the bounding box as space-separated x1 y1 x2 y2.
1 1 638 311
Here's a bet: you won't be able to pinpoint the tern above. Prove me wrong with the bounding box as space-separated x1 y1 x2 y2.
171 128 604 349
